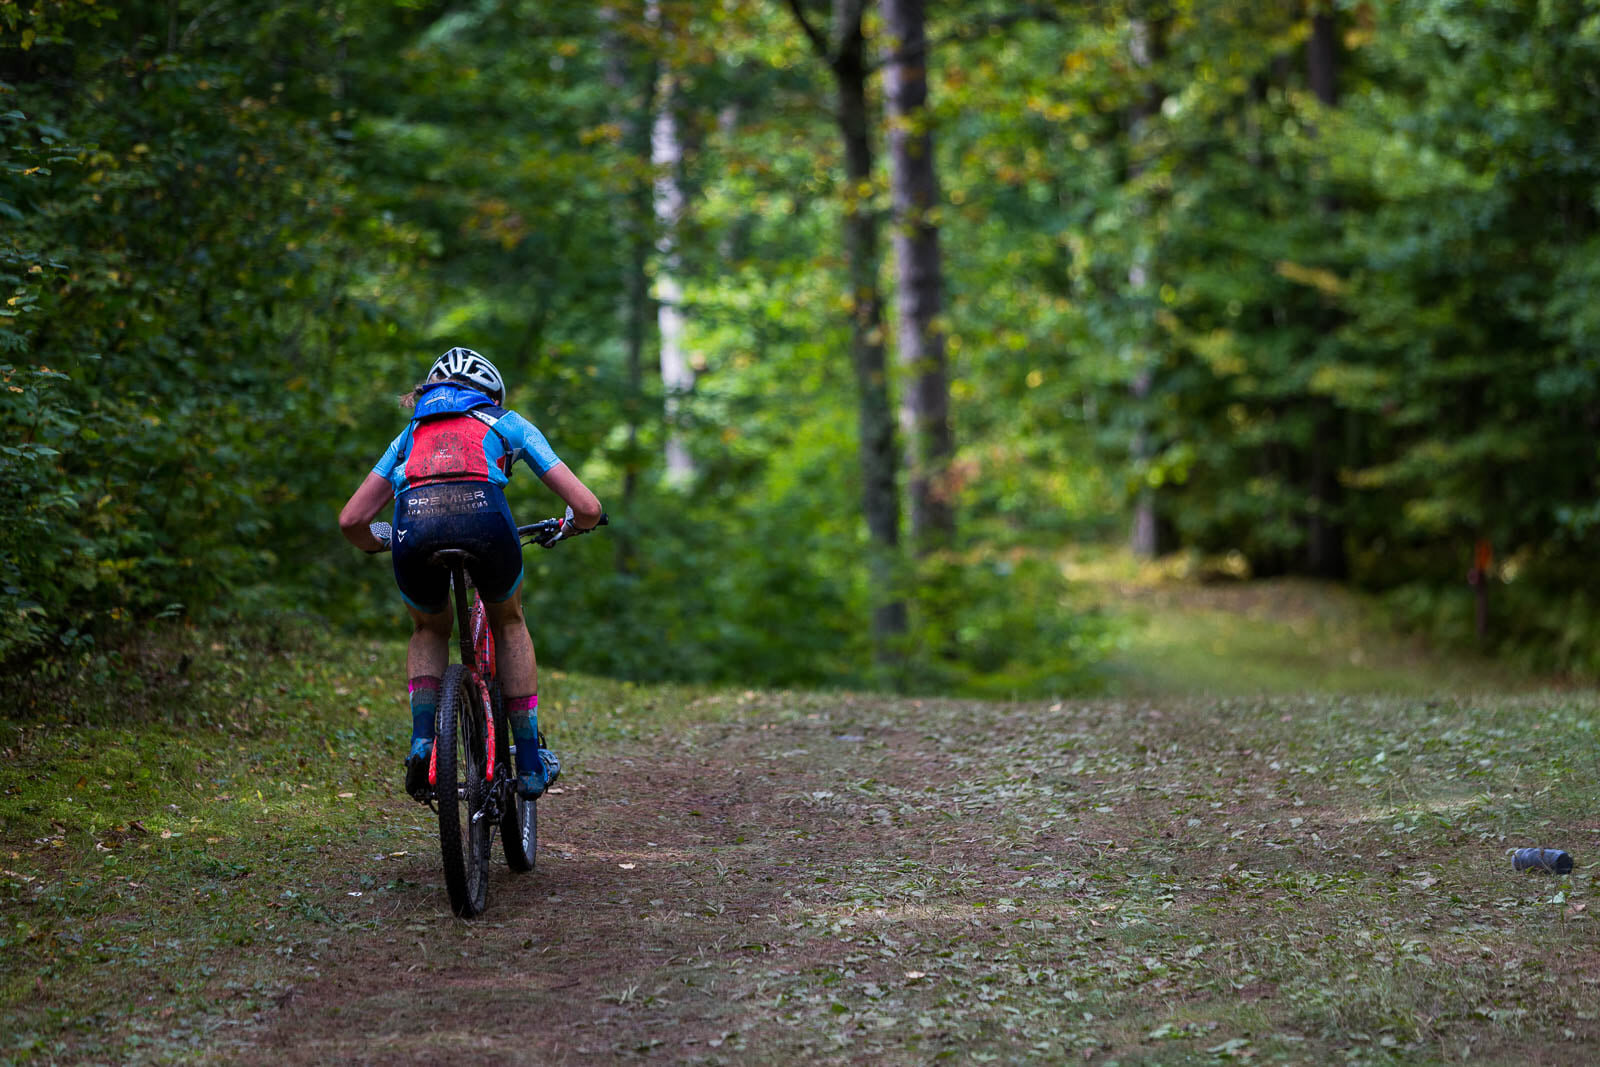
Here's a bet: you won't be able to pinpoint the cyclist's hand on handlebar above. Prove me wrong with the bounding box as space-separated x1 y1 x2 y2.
526 510 606 548
367 521 393 554
537 507 577 549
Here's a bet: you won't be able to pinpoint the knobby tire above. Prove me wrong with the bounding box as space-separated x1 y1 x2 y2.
503 794 538 873
436 664 489 917
477 609 536 874
493 684 537 872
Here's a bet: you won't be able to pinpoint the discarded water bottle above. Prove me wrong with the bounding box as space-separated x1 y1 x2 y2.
1512 848 1573 874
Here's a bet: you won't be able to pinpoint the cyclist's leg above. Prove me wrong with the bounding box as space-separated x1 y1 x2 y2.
407 603 453 680
402 605 452 793
483 587 556 796
391 492 454 683
407 605 452 748
392 497 453 791
482 587 535 697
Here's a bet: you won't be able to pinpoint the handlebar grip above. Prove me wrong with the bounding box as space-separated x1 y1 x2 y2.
517 519 560 539
517 513 610 548
368 521 393 553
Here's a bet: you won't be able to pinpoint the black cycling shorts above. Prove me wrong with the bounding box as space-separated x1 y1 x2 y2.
391 481 523 614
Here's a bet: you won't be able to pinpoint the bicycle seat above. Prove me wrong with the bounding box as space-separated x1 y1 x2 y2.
428 547 478 569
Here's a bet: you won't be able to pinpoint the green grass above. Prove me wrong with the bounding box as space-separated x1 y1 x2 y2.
1069 549 1529 696
2 584 1594 1064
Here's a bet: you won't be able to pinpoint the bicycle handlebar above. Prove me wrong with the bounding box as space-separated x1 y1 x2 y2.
517 519 558 539
519 512 608 546
366 513 608 554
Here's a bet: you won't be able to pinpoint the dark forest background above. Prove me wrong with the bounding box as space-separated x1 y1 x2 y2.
5 0 1599 693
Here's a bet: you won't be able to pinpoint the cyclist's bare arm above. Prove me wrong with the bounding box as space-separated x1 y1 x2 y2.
338 472 394 553
538 463 603 530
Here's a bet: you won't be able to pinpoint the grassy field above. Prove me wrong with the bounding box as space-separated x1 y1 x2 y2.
1070 550 1528 698
2 577 1596 1064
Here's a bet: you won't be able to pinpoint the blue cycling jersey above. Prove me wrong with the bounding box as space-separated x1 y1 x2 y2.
371 382 562 495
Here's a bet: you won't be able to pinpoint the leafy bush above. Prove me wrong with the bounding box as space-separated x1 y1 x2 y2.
904 549 1113 698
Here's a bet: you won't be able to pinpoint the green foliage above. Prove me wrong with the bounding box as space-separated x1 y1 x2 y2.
7 0 1597 688
941 0 1600 669
0 1 412 662
906 549 1113 697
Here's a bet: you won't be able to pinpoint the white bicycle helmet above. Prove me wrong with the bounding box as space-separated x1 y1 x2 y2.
427 346 505 403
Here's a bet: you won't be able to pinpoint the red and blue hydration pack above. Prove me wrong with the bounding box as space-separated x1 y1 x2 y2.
372 382 562 494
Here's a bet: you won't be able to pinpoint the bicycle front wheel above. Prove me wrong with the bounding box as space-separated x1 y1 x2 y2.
499 713 537 870
436 664 490 917
502 793 537 873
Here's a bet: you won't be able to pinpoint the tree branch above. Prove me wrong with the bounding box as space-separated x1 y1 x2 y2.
781 0 831 60
831 0 868 68
870 5 1073 72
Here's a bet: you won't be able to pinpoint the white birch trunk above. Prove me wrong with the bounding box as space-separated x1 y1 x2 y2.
652 62 695 483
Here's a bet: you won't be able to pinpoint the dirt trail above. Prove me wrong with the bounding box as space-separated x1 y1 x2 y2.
240 688 1600 1066
251 695 1010 1064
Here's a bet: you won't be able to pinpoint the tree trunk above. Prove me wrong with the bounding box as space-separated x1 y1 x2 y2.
783 0 908 654
882 0 953 554
1126 15 1176 559
836 17 908 647
651 17 695 484
1307 8 1338 110
1304 5 1347 579
604 3 657 570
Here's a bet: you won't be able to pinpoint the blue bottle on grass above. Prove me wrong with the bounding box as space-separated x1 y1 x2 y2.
1512 848 1573 874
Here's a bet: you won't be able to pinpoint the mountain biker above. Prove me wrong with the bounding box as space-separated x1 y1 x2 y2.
337 346 603 801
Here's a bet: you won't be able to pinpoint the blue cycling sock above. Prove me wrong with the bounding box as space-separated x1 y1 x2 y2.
409 675 440 756
508 694 539 776
507 695 559 798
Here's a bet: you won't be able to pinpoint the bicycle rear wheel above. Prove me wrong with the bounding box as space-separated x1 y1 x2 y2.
490 686 538 872
436 664 490 917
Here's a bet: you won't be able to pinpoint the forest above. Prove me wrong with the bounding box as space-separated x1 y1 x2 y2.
4 0 1599 693
7 5 1600 1057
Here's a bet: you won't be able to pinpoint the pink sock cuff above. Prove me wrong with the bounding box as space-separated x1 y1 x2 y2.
408 676 441 694
507 694 538 713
